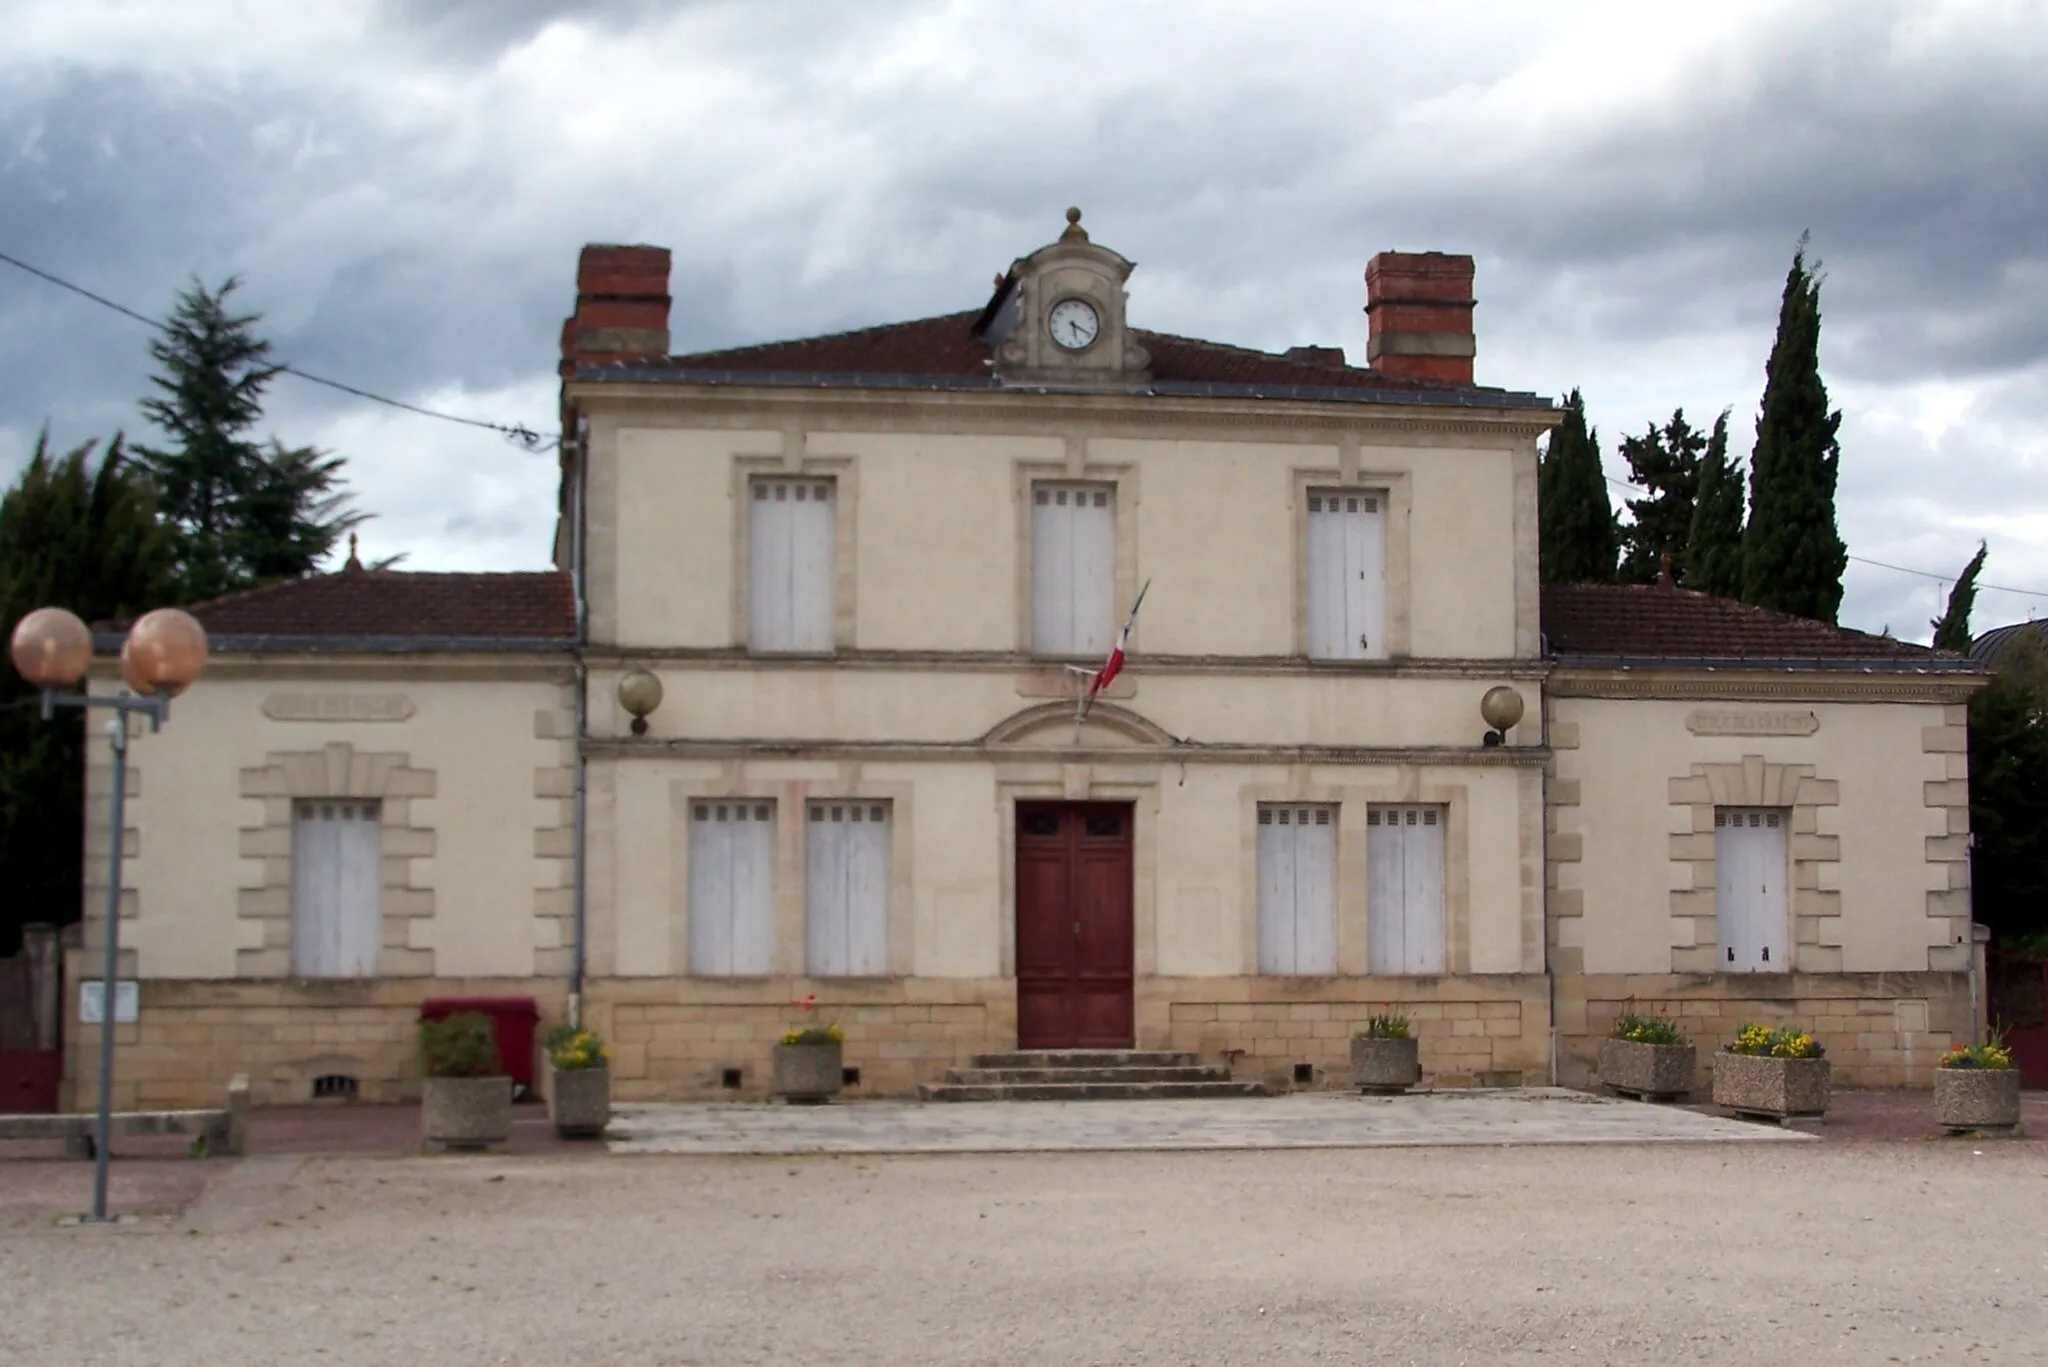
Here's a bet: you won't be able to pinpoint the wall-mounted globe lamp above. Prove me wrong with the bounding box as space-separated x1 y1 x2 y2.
617 669 663 737
8 604 208 1223
1480 685 1524 748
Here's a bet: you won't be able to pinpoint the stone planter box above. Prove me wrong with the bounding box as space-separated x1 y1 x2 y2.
1934 1067 2022 1134
1598 1038 1697 1101
422 1075 512 1149
1351 1036 1421 1094
1712 1052 1830 1122
548 1065 610 1138
773 1042 844 1103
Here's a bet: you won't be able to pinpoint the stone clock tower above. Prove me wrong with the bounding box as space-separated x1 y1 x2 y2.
976 208 1152 390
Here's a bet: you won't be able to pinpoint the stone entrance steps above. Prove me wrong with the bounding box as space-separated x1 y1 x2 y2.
920 1050 1267 1102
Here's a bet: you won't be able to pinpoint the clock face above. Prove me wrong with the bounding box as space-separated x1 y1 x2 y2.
1048 297 1101 351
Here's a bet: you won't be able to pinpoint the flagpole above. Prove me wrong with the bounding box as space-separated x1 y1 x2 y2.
1074 579 1151 744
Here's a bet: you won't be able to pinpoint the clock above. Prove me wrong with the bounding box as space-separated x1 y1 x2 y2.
1048 297 1100 351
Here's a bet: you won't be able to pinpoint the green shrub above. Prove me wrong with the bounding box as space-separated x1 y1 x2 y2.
419 1012 499 1078
1355 1014 1412 1041
1610 1011 1688 1046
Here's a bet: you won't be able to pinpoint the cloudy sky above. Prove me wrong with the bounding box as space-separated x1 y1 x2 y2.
2 0 2044 641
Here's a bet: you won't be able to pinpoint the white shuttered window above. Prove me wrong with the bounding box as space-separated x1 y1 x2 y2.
1306 490 1387 660
749 477 835 652
1032 483 1115 656
1367 805 1446 975
806 802 891 976
1257 805 1338 974
688 801 776 975
291 800 382 978
1716 808 1789 973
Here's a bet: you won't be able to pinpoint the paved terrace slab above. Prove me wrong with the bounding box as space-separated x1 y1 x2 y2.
605 1086 1809 1155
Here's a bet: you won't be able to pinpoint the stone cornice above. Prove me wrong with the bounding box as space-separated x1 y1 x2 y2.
96 655 576 685
564 381 1559 444
1548 666 1984 704
581 646 1552 681
583 737 1551 767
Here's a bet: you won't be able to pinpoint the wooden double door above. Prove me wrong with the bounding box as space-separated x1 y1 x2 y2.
1015 802 1134 1049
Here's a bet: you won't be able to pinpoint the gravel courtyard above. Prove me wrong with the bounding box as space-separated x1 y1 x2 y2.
4 1139 2045 1365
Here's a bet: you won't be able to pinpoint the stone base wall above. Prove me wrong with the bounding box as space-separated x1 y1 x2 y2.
1557 971 1972 1091
61 970 567 1112
1150 975 1551 1091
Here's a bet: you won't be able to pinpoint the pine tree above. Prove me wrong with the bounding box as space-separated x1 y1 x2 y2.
0 433 175 953
1618 408 1706 583
1742 238 1847 621
1681 410 1743 597
1931 542 1988 652
1538 388 1618 585
133 277 362 601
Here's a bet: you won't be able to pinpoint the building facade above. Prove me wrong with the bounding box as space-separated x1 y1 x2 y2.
61 214 1984 1109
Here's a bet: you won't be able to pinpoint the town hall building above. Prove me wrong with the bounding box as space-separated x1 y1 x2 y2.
65 211 1984 1110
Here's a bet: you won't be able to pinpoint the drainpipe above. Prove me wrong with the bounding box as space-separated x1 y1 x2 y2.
568 415 591 1029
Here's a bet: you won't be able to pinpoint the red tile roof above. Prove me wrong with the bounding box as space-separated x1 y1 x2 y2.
1543 583 1958 665
173 570 574 647
599 311 1532 401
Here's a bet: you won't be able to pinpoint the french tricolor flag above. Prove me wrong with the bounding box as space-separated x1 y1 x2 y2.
1076 580 1150 729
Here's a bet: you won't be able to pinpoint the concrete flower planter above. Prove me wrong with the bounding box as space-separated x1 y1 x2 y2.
1598 1038 1697 1101
1351 1036 1421 1094
1934 1067 2022 1135
547 1065 611 1138
1712 1052 1830 1122
773 1042 844 1103
422 1075 512 1149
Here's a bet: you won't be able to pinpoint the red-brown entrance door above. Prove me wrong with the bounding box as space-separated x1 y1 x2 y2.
1015 802 1134 1049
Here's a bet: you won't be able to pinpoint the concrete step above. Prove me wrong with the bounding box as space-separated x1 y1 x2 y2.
970 1050 1198 1070
944 1065 1228 1086
920 1079 1269 1103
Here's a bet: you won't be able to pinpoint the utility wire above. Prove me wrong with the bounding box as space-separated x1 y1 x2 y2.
1598 471 2048 599
0 248 554 453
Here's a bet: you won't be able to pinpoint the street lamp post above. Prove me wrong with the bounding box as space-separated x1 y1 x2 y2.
9 605 207 1224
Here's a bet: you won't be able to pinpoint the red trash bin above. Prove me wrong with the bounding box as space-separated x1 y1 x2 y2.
420 997 541 1100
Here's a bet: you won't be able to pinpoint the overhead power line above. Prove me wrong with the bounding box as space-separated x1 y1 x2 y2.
0 248 553 453
1596 472 2048 600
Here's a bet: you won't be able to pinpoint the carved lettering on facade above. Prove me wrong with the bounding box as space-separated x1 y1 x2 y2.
1685 709 1819 737
263 693 415 723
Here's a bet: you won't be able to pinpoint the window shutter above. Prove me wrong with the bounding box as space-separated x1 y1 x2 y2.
689 801 776 975
806 802 891 976
1257 804 1337 974
1307 490 1387 660
1032 483 1115 654
1715 807 1789 973
1368 804 1445 975
749 478 834 652
290 800 381 978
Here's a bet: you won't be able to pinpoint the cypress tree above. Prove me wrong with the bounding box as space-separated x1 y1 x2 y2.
1931 542 1988 652
1618 408 1706 583
133 277 362 601
1741 239 1847 621
0 433 175 953
1681 410 1744 597
1969 629 2048 943
1538 388 1619 585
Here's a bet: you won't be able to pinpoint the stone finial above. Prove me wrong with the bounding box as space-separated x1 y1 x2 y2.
344 532 363 573
1060 206 1089 243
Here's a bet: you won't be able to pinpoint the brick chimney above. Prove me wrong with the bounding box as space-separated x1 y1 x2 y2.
1364 251 1475 384
559 244 671 377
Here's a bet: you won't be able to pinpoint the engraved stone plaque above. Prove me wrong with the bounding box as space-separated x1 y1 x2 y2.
263 693 415 723
1685 709 1818 737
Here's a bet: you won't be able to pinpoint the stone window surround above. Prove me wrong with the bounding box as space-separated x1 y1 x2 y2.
1012 444 1141 659
666 770 917 980
1667 756 1841 975
728 451 860 653
1236 774 1473 978
1291 461 1414 660
236 743 437 979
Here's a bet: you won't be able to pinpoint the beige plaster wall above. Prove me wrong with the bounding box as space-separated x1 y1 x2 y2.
593 418 1532 661
90 665 573 982
1552 695 1961 977
587 752 1543 986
